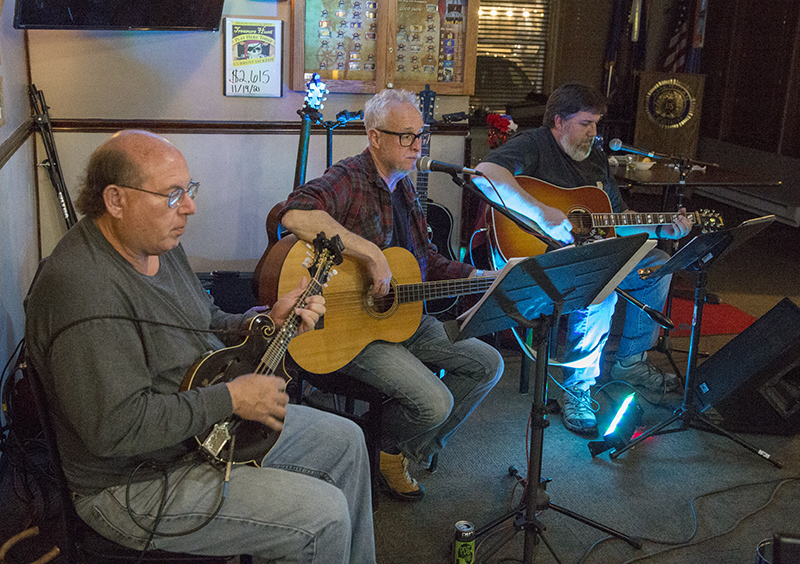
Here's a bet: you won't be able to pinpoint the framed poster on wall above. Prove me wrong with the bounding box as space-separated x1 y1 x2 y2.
291 0 477 94
224 17 283 97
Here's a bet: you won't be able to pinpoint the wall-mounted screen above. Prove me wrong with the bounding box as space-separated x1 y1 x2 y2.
13 0 225 31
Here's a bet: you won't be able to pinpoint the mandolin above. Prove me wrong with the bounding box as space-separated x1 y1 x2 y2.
181 233 343 466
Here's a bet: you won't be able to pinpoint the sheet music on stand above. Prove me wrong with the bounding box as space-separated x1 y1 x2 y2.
642 215 775 281
446 235 655 342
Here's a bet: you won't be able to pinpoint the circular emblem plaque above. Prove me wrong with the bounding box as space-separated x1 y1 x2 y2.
645 79 695 129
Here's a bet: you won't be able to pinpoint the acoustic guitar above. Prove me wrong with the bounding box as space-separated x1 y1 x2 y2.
181 233 344 466
487 176 724 263
259 235 497 375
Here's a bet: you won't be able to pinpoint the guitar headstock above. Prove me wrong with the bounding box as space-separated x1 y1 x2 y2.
696 209 725 233
303 73 328 113
418 84 437 126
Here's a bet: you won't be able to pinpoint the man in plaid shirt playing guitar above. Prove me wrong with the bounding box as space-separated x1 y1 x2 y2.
281 89 504 501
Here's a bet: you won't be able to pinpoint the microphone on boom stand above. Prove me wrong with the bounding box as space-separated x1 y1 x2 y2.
608 138 666 159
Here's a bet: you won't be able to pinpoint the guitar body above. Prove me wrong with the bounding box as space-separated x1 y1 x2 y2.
252 201 289 298
180 315 283 466
427 200 457 261
260 236 424 374
488 176 615 262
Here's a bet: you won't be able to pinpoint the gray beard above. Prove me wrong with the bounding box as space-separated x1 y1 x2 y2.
561 139 592 162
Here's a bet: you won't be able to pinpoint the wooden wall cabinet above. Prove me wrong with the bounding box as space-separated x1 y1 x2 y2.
290 0 478 94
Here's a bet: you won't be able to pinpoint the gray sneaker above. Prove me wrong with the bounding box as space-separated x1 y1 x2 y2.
610 352 679 392
560 386 598 437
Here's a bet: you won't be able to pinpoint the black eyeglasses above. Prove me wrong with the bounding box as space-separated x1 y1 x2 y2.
376 129 430 147
117 181 200 209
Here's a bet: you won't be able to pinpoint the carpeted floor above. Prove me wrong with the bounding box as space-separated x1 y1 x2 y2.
367 199 800 564
667 297 756 338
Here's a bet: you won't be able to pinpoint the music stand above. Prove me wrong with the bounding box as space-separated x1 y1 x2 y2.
609 216 784 468
445 234 652 564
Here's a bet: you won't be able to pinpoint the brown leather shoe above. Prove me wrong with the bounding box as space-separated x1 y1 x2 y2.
379 452 425 501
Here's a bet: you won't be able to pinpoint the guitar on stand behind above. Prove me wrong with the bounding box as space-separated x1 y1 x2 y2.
255 75 327 298
293 74 327 188
416 85 459 316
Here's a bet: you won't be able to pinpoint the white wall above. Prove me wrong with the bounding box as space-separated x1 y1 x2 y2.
44 129 467 271
0 3 41 369
24 0 470 271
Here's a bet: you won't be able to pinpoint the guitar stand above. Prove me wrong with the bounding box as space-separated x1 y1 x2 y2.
609 217 783 469
444 235 652 563
29 85 77 230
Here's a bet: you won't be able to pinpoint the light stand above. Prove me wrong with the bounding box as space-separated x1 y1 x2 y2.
609 216 783 468
444 235 652 563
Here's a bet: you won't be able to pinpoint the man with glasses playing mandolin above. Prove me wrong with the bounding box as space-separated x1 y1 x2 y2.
280 89 504 501
473 83 693 437
25 130 376 562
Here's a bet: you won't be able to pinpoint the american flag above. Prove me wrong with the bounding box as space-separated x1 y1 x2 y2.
663 0 691 73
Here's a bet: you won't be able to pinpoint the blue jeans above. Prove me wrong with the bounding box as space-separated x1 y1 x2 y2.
74 405 376 563
562 248 672 388
341 314 504 466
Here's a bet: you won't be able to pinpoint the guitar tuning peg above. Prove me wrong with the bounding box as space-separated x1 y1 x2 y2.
302 258 312 267
331 269 338 276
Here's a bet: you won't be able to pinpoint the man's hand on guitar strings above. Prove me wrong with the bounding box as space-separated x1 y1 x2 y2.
367 248 393 299
536 204 574 245
270 277 326 336
227 374 289 431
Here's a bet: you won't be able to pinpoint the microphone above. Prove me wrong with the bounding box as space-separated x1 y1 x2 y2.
608 138 661 159
416 156 484 176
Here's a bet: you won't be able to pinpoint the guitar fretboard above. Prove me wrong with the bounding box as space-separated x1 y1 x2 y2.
572 211 700 229
416 123 432 217
394 276 496 303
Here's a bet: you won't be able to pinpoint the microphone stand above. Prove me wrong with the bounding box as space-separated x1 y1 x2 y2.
609 143 718 211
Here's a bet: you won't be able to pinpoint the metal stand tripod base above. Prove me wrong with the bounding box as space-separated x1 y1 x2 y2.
610 270 783 469
609 404 783 468
475 316 641 564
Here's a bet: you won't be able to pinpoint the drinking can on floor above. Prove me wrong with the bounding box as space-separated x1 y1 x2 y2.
454 520 475 564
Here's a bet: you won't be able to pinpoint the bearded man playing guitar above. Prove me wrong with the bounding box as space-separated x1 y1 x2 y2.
281 89 504 501
473 83 693 437
25 130 376 562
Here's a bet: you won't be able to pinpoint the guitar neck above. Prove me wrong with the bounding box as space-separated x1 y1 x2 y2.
395 275 496 303
416 124 432 217
589 210 699 228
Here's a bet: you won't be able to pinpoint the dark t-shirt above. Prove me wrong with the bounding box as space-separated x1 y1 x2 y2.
481 126 628 213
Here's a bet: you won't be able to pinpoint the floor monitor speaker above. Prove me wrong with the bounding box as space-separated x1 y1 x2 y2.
693 298 800 435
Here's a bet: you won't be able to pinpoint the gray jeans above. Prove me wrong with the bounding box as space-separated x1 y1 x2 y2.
74 405 376 563
342 314 504 465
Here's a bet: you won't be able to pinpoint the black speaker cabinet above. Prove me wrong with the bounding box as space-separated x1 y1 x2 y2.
694 298 800 435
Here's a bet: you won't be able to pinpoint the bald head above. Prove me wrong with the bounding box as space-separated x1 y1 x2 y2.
76 130 183 219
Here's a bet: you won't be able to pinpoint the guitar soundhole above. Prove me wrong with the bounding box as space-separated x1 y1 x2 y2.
364 282 399 318
569 209 607 244
569 210 593 237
